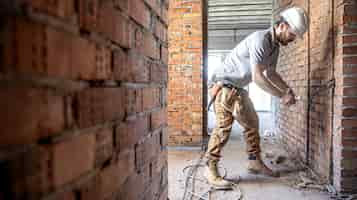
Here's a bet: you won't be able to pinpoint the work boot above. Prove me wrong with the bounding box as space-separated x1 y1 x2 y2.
247 154 279 177
205 160 232 189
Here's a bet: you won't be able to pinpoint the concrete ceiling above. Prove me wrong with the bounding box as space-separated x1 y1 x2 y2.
208 0 274 50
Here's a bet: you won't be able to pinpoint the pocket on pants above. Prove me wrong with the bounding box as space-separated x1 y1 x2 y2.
219 88 236 112
232 100 242 118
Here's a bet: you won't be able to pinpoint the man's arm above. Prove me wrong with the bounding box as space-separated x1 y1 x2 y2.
252 64 285 97
265 69 289 93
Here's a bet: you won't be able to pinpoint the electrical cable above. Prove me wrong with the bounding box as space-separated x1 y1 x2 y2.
180 152 243 200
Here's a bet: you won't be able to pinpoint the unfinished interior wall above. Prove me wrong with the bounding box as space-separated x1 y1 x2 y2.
0 0 168 199
276 0 357 193
276 0 333 179
334 0 357 192
168 0 204 146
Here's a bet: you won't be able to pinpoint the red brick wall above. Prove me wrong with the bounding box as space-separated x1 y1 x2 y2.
0 0 168 199
275 0 311 167
334 0 357 193
276 0 357 193
168 0 204 146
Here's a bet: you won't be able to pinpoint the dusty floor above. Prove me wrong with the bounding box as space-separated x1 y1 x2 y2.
168 136 331 200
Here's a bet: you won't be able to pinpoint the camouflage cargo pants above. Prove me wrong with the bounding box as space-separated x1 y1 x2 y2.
206 87 261 161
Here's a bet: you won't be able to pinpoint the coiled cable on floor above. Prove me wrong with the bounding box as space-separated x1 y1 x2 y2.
180 152 243 200
181 152 205 200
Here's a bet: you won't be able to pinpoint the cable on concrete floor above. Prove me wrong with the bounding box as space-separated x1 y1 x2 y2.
290 163 357 200
180 153 243 200
181 152 205 200
326 184 357 200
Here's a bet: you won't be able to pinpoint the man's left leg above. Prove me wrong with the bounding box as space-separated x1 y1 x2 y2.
205 88 235 189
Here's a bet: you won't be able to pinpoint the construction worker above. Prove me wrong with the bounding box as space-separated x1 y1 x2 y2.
205 7 309 189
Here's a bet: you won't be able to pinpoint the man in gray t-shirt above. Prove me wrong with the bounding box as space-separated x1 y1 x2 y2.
205 7 309 189
209 27 280 89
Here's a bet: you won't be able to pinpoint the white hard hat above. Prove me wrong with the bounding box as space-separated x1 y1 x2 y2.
280 7 309 38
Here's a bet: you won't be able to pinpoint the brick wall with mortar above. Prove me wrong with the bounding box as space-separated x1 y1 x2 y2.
168 0 204 146
276 0 335 179
334 0 357 193
275 0 357 193
0 0 168 199
274 0 310 168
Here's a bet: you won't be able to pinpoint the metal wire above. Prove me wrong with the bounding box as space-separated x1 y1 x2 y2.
181 152 205 200
180 153 243 200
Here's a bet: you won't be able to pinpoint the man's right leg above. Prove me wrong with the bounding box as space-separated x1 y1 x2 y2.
205 88 234 188
233 90 278 177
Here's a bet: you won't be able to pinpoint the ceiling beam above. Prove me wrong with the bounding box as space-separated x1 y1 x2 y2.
209 11 272 17
208 18 271 26
209 16 271 23
208 24 270 31
208 0 272 7
209 29 258 36
209 5 272 12
207 0 273 50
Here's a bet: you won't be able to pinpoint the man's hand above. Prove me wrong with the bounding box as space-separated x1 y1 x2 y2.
210 82 223 97
207 82 224 111
282 88 296 106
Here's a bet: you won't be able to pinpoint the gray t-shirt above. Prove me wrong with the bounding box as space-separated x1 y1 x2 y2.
209 28 280 88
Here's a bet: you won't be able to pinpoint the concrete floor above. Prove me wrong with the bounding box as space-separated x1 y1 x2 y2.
168 136 330 200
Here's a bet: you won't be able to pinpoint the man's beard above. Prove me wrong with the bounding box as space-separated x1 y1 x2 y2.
277 35 294 46
277 37 291 46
